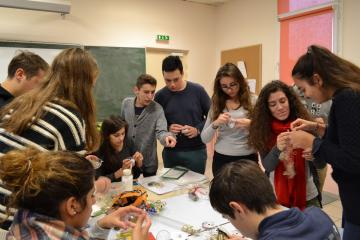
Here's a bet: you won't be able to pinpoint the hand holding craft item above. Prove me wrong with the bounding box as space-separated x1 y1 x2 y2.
128 157 136 167
227 118 236 128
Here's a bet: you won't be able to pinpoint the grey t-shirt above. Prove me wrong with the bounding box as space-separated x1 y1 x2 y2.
201 95 257 156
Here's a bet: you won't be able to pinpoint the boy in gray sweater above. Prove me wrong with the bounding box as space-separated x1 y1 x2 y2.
121 74 176 176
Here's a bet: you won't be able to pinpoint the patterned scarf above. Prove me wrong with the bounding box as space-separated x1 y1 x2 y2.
7 209 90 240
270 119 307 210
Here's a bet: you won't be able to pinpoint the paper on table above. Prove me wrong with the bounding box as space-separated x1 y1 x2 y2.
139 169 208 194
175 170 208 186
138 175 181 195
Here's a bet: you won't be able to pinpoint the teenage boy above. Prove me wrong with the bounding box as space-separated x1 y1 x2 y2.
121 74 176 177
155 56 210 174
209 160 341 240
0 51 48 108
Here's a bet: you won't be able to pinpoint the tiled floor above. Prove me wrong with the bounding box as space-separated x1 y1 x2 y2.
323 199 343 228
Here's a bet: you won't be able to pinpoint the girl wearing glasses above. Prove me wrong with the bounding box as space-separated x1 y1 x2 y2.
288 45 360 240
94 115 143 182
201 63 257 175
0 148 151 240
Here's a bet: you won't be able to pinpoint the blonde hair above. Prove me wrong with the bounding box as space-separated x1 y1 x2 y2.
0 48 100 151
0 148 94 218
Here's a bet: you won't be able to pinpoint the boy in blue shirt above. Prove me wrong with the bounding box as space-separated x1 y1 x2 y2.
209 160 340 240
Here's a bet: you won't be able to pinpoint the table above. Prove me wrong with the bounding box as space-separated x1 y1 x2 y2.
92 169 242 240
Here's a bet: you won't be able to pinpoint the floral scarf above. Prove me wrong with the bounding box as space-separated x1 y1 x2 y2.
7 209 90 240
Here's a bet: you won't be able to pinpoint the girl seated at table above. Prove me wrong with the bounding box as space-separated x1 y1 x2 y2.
0 148 151 239
95 115 143 181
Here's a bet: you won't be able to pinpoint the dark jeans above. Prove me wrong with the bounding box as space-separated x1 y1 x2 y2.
162 148 207 174
212 151 258 176
142 171 156 177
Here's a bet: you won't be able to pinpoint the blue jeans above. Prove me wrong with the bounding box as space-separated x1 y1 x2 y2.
162 148 207 174
343 220 360 240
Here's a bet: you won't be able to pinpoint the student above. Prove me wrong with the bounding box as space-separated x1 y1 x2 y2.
248 81 322 210
121 74 176 177
155 56 211 174
95 115 143 181
201 63 257 175
0 48 100 227
0 51 49 108
209 160 340 240
0 148 151 240
288 45 360 240
293 85 331 193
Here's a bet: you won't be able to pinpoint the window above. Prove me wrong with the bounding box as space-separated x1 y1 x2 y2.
278 0 335 84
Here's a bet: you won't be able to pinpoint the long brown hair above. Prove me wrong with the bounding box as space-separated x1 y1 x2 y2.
211 63 253 121
98 115 128 172
248 80 310 155
292 45 360 92
0 148 94 219
0 48 100 152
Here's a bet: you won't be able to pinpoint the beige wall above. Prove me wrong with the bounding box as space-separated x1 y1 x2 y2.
1 0 358 90
214 0 279 87
341 0 360 65
0 0 216 92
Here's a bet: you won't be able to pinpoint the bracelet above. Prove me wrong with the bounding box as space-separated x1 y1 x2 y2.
212 124 219 130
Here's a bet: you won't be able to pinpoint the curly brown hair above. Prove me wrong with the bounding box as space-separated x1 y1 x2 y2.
248 80 311 155
211 63 253 121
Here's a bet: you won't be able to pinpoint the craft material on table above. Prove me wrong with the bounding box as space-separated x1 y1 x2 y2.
138 168 208 195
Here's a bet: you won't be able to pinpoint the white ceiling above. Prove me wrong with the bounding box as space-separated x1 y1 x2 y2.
182 0 230 6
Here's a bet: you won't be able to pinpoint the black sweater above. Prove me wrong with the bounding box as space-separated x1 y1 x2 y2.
313 88 360 225
155 81 210 151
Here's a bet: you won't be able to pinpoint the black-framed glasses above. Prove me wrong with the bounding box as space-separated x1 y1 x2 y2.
221 82 239 90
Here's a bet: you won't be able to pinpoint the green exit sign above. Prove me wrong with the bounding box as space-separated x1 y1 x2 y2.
157 35 170 41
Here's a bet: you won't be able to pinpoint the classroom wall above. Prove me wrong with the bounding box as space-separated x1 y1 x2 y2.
214 0 360 86
0 0 217 92
341 0 360 65
214 0 279 86
2 0 358 91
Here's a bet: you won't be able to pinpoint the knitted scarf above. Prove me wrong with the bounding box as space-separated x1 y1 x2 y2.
270 119 306 210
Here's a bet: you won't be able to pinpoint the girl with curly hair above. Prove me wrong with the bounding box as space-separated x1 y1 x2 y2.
248 80 323 210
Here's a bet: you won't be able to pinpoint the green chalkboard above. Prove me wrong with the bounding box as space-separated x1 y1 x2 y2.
85 46 146 121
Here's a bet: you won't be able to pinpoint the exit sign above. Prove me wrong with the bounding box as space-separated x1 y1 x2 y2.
157 35 170 41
